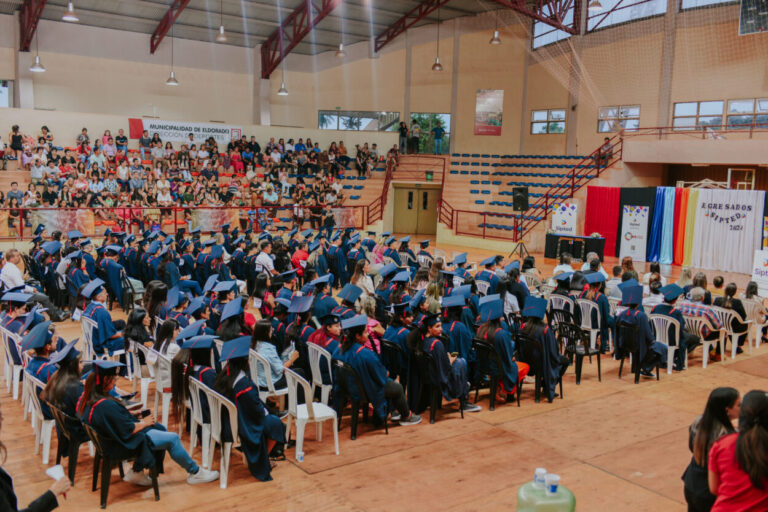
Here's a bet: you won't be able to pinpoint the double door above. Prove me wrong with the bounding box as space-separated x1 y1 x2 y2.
393 186 440 234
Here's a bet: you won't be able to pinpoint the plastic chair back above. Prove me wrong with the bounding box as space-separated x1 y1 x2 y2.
2 326 22 366
476 280 490 296
576 299 600 330
522 273 540 290
135 344 157 379
25 373 47 420
616 321 639 358
608 297 620 315
285 368 316 420
648 314 680 348
249 350 283 401
548 295 574 314
187 376 207 427
418 254 433 268
202 383 238 447
307 343 331 388
80 317 97 360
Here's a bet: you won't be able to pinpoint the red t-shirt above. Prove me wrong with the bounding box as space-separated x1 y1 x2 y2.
709 432 768 511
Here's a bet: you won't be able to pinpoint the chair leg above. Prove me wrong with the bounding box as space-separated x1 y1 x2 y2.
149 467 160 501
596 352 602 382
41 421 54 464
201 425 211 470
534 376 541 403
220 442 232 489
429 390 438 424
100 459 112 508
161 394 171 428
92 453 101 492
574 355 583 385
618 357 624 379
516 381 522 407
332 417 339 455
316 421 322 442
68 442 81 485
295 421 306 461
350 402 359 440
559 377 563 399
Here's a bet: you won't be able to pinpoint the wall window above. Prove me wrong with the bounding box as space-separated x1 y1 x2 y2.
531 109 566 134
681 0 738 9
672 101 724 130
532 4 574 48
726 98 768 129
0 81 12 108
587 0 666 31
598 105 640 132
318 110 400 131
409 113 451 154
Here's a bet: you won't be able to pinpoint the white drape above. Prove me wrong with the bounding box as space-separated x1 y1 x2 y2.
691 189 765 274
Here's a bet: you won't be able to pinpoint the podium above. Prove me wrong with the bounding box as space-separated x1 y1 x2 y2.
544 234 606 261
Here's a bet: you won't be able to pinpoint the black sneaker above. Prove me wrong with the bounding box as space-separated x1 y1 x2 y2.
390 411 402 422
399 413 422 426
736 347 744 354
461 402 482 413
640 369 655 378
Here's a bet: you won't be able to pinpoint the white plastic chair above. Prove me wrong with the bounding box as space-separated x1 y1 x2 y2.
249 350 289 403
417 254 433 268
307 344 333 405
284 369 339 462
711 306 753 358
743 299 768 349
80 316 98 361
648 314 683 375
684 315 725 368
607 297 620 315
26 373 56 464
475 280 490 296
151 350 174 428
201 383 242 489
576 299 610 351
188 377 212 470
128 342 152 408
452 275 465 288
2 327 24 400
522 273 540 290
548 295 575 315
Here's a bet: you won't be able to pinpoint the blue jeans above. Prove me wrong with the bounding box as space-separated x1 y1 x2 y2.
434 138 443 154
145 429 199 474
178 279 202 297
140 147 148 161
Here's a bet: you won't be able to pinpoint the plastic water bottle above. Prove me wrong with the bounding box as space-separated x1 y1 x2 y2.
296 451 304 463
533 468 547 489
517 471 575 511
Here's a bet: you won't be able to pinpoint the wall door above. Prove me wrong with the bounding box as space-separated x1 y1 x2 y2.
417 189 439 234
394 186 440 234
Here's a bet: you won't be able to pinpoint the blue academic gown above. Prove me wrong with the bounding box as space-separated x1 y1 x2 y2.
313 251 329 277
190 365 216 423
476 269 500 295
442 320 473 362
68 267 90 298
485 327 520 394
122 247 139 278
346 248 365 275
334 343 390 420
83 301 124 355
614 307 667 370
229 374 286 481
103 259 125 308
312 294 338 319
383 247 402 266
330 304 356 321
523 324 566 403
167 310 189 329
423 336 469 401
83 253 97 279
382 324 410 378
327 245 348 286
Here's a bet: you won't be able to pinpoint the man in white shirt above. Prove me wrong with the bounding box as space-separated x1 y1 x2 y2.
580 251 610 279
254 241 278 275
552 252 574 277
0 249 68 321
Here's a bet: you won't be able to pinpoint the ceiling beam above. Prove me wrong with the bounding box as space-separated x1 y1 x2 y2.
150 0 191 54
487 0 580 35
374 0 454 53
19 0 47 52
260 0 343 79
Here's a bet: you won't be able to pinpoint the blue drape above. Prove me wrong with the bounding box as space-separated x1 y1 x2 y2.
646 187 666 262
659 187 676 264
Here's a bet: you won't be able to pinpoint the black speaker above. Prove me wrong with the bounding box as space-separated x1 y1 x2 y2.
512 187 529 211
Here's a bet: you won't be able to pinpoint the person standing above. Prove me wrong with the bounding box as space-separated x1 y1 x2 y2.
431 121 445 155
397 122 408 154
409 121 421 154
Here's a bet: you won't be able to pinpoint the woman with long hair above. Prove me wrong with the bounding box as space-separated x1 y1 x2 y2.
78 360 218 486
683 387 740 511
252 272 275 319
170 336 217 435
143 280 168 333
253 319 301 394
216 297 250 341
350 259 375 297
713 283 749 352
708 390 768 511
153 318 181 357
213 337 286 481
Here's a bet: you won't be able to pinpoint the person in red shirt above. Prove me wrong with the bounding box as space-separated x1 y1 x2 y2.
709 389 768 511
291 240 309 280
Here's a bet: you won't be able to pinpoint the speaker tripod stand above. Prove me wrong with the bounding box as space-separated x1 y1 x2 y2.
509 240 529 260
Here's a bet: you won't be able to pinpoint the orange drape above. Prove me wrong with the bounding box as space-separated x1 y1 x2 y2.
673 188 689 265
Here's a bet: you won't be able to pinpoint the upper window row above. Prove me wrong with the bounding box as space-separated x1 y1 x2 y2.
318 110 400 131
672 99 768 130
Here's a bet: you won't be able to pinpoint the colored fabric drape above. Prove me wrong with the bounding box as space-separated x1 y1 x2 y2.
673 188 688 265
691 189 765 274
659 187 676 264
683 189 699 266
616 187 657 258
646 187 666 262
584 186 621 257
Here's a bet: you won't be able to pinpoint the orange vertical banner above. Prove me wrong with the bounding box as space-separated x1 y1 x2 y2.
673 188 689 265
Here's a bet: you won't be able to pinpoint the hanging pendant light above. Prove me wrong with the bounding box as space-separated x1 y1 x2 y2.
335 43 346 58
277 67 288 96
215 0 227 42
489 12 501 45
432 7 443 71
29 32 45 73
588 0 603 12
62 2 79 22
166 27 179 86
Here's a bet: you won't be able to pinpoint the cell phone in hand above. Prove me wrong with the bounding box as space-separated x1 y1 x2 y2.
139 409 151 418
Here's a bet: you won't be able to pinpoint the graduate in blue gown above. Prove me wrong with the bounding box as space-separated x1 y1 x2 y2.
21 322 59 419
332 284 362 320
310 274 338 319
550 272 582 326
417 240 434 267
334 315 422 426
388 271 412 306
520 297 570 403
614 285 668 377
397 236 418 271
382 303 413 381
441 295 474 362
345 236 366 276
375 263 398 304
475 256 500 295
651 284 699 371
101 245 126 308
78 360 218 485
579 272 614 353
171 336 217 430
79 239 97 278
382 236 402 266
122 236 140 279
1 292 31 334
327 234 348 288
284 296 316 378
82 279 126 356
66 251 90 300
213 337 286 481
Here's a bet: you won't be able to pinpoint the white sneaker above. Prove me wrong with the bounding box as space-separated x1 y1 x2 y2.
187 467 219 484
123 469 152 486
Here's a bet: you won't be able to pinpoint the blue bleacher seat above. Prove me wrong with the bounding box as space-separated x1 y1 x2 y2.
475 200 485 205
350 195 360 200
470 190 479 194
450 170 458 174
470 180 480 184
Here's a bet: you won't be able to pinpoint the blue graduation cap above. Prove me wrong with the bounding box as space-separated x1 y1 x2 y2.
288 228 298 237
82 278 106 299
301 229 313 237
618 278 639 290
147 232 160 241
104 229 112 237
41 241 62 255
277 269 297 281
330 232 340 242
220 297 243 322
451 253 467 266
67 250 83 260
338 284 363 304
210 245 224 260
420 240 430 248
219 336 251 362
479 299 503 322
554 272 574 282
91 359 125 377
221 223 230 231
34 224 46 235
20 321 52 351
202 239 216 247
410 289 426 309
274 298 291 311
49 339 80 366
78 238 92 248
399 236 410 243
190 227 201 235
481 256 496 267
423 313 441 327
105 245 122 255
203 275 220 294
258 231 272 241
165 287 182 309
31 236 43 245
584 272 606 284
391 302 412 316
96 246 107 257
126 235 136 244
381 231 391 237
163 235 175 246
349 235 360 245
478 294 500 307
146 240 161 255
19 305 44 334
659 284 684 302
441 270 455 277
622 285 644 306
443 295 465 309
341 314 368 330
288 295 313 314
321 313 341 326
450 284 472 299
309 274 333 287
67 230 82 239
185 297 206 316
177 320 206 341
379 263 398 278
233 236 245 245
385 236 396 245
181 335 217 351
392 271 410 283
309 241 320 253
504 261 520 273
522 296 547 319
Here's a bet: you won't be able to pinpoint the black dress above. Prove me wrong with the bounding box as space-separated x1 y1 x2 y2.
0 467 58 512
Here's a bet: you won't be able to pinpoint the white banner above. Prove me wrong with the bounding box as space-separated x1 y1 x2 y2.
751 250 768 297
691 189 765 274
619 205 649 262
550 201 578 235
129 118 242 145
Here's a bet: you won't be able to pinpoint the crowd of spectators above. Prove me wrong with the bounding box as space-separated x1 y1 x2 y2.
1 124 400 231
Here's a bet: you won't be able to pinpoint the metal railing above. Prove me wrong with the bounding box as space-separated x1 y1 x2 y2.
437 199 454 229
622 123 768 140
